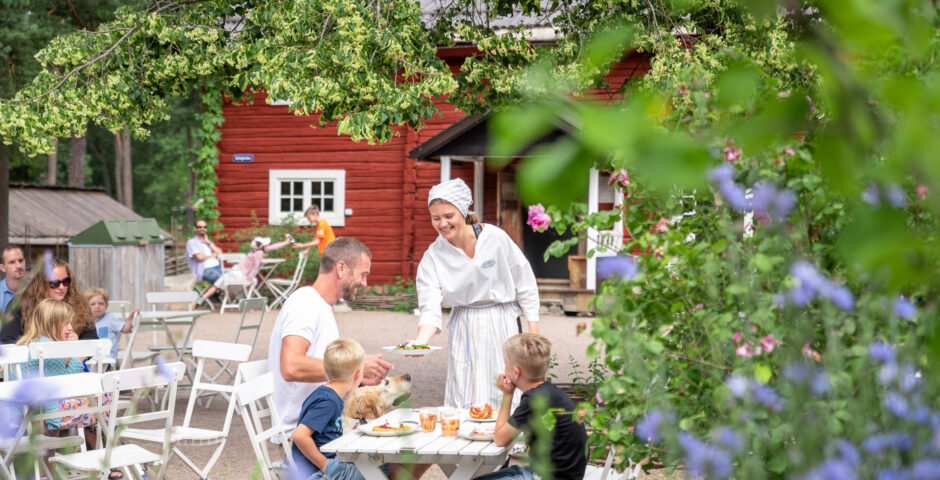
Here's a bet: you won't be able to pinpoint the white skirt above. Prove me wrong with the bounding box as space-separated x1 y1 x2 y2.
444 302 522 409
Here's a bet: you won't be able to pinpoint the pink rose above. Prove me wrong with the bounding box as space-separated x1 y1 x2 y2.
735 343 755 358
918 185 928 200
654 218 670 234
723 139 742 163
784 146 796 157
732 332 743 344
608 169 630 188
527 204 551 232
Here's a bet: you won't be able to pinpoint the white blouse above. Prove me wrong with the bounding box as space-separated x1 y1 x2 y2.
416 224 540 330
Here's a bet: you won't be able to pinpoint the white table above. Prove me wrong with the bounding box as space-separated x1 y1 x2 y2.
254 258 286 297
320 409 510 480
141 309 210 383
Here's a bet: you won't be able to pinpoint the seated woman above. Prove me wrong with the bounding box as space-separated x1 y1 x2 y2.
1 257 97 344
199 236 290 305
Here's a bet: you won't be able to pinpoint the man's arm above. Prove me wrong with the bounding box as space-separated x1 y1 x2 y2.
280 335 327 383
361 354 393 386
291 424 329 471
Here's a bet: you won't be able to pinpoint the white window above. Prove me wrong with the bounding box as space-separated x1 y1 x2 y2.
268 170 346 227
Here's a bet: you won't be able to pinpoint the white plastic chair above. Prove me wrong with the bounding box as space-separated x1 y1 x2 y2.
0 344 27 381
27 339 113 376
50 362 186 480
235 372 294 480
119 341 251 479
117 311 158 370
266 251 308 311
202 299 267 410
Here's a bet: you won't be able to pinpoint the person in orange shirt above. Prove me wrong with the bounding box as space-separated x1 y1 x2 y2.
294 205 336 257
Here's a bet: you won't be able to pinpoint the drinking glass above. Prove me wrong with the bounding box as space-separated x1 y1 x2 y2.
419 407 438 432
440 408 460 436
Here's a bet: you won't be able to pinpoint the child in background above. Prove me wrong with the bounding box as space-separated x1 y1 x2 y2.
293 204 336 257
484 333 588 480
86 288 139 368
198 236 290 305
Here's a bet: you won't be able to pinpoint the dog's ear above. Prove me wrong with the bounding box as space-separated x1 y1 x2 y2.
361 394 383 419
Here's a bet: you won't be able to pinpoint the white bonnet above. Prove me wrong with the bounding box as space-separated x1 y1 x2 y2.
428 178 473 217
251 236 271 251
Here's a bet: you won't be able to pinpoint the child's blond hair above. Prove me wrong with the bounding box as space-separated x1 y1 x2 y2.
18 299 75 345
503 333 553 380
84 287 110 305
323 338 365 382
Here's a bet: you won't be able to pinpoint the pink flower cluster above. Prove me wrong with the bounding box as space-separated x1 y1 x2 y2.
527 204 551 232
723 139 742 163
608 169 630 188
733 332 782 358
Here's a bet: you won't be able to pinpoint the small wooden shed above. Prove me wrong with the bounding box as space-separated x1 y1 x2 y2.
68 219 166 308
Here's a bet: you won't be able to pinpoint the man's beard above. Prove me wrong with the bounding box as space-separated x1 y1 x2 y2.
342 280 360 302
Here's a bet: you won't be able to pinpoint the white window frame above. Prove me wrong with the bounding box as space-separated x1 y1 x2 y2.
268 169 346 227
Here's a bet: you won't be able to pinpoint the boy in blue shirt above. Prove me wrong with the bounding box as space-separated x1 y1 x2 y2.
291 338 392 480
86 288 139 368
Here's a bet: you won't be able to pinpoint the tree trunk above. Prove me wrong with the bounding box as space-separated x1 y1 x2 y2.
114 130 124 204
0 143 9 246
184 126 195 227
121 125 132 209
46 139 58 185
68 131 87 188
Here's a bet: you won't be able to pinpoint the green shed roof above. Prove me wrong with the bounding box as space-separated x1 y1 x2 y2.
69 219 166 246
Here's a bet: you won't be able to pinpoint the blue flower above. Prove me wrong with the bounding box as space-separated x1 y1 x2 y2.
886 185 907 208
714 427 741 452
811 370 831 397
43 250 55 280
869 342 896 364
863 184 881 205
791 262 825 293
911 460 940 479
803 459 856 480
894 296 916 319
8 376 59 407
708 164 736 184
862 433 912 453
885 391 909 419
784 363 811 383
837 440 860 467
678 432 733 479
726 375 749 398
718 181 749 211
155 356 174 382
877 469 909 480
635 409 673 444
821 283 854 311
596 255 638 280
899 364 920 393
788 285 815 306
879 363 899 385
752 183 796 222
751 384 784 411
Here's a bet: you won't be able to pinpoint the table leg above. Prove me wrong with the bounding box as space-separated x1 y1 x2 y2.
447 457 484 480
352 454 390 480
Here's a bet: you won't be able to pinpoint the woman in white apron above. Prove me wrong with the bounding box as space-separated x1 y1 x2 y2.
406 178 540 409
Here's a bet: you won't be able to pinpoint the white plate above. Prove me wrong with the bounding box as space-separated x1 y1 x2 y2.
464 409 498 422
358 421 419 437
458 424 495 441
381 346 443 357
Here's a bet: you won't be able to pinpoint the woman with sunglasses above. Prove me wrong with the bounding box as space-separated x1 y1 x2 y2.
1 257 97 344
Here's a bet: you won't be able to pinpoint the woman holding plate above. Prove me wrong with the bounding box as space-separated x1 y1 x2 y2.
405 178 540 409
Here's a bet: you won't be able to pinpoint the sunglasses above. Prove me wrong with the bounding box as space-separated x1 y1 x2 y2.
49 277 71 289
195 225 207 229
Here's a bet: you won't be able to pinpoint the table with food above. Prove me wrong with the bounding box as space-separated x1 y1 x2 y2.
320 404 510 480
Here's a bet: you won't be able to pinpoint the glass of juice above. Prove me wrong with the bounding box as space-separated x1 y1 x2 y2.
419 408 438 432
440 408 460 436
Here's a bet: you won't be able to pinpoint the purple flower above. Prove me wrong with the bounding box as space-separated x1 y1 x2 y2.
911 460 940 479
708 164 736 184
811 370 831 397
678 431 733 479
862 433 912 452
863 184 881 205
899 364 920 393
885 391 909 419
752 384 784 411
714 427 741 452
8 376 59 407
803 459 856 480
823 283 855 311
788 286 815 306
784 363 810 383
894 296 916 319
886 185 907 208
791 262 825 292
751 183 796 222
526 204 551 232
718 181 749 211
155 356 174 381
43 250 55 280
726 375 749 398
879 362 899 384
837 440 860 467
635 409 673 443
597 255 638 280
869 342 896 364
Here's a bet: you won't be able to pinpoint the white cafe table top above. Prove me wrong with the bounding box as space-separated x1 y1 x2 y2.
139 310 211 320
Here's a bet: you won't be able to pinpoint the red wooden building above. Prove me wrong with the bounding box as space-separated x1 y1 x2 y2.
213 49 650 297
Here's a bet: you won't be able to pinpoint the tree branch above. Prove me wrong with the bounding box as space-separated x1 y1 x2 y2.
65 0 89 30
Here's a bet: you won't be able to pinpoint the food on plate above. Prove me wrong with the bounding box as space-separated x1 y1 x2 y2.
469 404 495 419
471 425 495 436
395 342 431 350
372 419 411 432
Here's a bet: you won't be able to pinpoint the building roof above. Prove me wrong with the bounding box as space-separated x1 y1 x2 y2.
9 184 154 246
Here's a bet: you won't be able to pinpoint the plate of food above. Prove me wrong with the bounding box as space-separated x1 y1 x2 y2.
458 423 496 441
382 344 443 357
358 419 418 437
466 404 498 422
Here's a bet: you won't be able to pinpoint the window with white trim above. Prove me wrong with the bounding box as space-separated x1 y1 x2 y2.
268 170 345 227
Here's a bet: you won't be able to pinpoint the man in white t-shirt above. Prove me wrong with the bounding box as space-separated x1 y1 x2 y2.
268 237 394 434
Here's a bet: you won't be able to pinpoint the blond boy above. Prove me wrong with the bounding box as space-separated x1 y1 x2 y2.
488 334 588 480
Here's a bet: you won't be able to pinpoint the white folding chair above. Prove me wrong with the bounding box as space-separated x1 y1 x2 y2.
266 251 308 311
27 339 113 376
216 253 251 314
106 300 132 317
0 346 89 480
201 299 267 410
117 311 158 370
235 372 294 480
145 291 199 360
119 341 251 479
236 359 270 385
50 362 186 480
